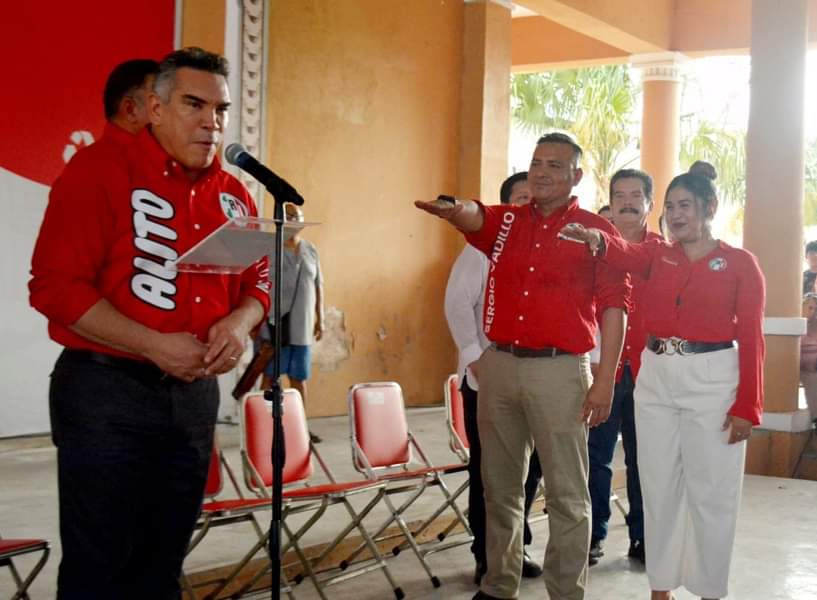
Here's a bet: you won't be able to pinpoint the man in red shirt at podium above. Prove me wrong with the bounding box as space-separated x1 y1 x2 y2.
29 47 269 600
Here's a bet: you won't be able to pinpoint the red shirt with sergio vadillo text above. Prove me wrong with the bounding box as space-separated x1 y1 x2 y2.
29 128 271 358
464 197 630 354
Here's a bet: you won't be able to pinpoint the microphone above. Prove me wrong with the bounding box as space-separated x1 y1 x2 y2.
224 143 304 205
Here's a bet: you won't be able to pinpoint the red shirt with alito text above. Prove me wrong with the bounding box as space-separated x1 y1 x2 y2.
29 128 271 358
465 198 630 354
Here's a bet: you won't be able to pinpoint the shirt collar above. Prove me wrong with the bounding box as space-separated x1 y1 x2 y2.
528 195 579 224
134 127 222 183
101 122 136 146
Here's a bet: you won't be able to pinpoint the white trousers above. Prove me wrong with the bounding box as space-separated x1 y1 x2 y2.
635 347 746 599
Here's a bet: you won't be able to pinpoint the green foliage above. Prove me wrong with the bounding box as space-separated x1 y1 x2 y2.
678 116 746 207
512 63 817 232
805 138 817 226
511 66 636 208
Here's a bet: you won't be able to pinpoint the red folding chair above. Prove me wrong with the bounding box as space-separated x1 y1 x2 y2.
180 434 282 599
446 373 550 527
344 381 472 588
218 389 403 600
0 533 50 600
444 373 469 463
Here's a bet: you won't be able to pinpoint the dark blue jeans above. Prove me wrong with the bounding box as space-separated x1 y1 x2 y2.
49 350 219 600
462 374 542 566
587 364 643 542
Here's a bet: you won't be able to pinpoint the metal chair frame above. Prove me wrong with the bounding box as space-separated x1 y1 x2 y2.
226 390 404 600
343 381 472 589
0 534 50 600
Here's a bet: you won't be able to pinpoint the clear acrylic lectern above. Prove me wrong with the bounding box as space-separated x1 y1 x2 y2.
173 216 317 274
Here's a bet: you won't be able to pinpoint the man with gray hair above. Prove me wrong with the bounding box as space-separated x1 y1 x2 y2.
30 47 270 599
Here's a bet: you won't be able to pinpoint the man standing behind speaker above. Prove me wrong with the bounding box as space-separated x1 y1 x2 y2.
29 47 269 600
587 169 660 567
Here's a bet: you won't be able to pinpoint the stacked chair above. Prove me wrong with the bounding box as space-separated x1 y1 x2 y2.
181 435 277 599
343 381 472 589
444 373 470 464
444 373 550 527
226 389 403 600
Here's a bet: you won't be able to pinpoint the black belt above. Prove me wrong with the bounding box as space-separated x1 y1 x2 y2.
63 349 173 383
646 336 734 356
493 343 572 358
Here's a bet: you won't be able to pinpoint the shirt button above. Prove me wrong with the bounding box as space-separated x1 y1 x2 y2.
518 315 524 321
626 345 631 350
194 224 201 230
535 243 541 248
529 266 534 272
543 225 548 229
523 291 529 296
191 190 196 197
171 161 177 167
514 340 520 344
163 170 169 177
195 296 201 303
627 325 631 330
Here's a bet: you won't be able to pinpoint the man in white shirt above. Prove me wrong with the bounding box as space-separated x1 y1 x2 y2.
444 172 544 585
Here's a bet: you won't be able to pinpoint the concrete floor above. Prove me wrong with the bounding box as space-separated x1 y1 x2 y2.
1 405 816 599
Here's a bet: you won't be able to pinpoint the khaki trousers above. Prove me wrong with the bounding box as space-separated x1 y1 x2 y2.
477 347 592 599
636 347 745 599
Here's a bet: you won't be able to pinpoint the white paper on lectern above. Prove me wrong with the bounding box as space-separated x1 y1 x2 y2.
172 216 317 274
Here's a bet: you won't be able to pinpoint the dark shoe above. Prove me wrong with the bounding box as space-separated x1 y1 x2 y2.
521 551 543 578
473 592 511 600
627 538 645 563
589 538 604 558
473 560 487 585
588 538 604 566
309 431 322 444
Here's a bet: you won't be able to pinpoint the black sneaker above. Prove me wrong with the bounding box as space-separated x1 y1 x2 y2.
472 592 505 600
588 538 604 566
473 560 487 585
628 539 645 563
521 551 543 578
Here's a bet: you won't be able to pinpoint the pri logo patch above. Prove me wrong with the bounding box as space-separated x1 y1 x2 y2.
709 257 727 271
219 193 248 219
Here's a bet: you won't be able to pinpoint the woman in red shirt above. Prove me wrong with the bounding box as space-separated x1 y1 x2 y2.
561 162 766 600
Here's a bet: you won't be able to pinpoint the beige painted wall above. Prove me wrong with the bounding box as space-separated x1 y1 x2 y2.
263 1 464 415
181 0 225 53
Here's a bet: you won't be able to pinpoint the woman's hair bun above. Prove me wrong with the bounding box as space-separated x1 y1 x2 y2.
688 160 717 181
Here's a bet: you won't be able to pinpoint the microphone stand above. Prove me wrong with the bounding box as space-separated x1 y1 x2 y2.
265 196 286 600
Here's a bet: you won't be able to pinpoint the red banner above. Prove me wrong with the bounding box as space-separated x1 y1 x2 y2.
0 2 175 186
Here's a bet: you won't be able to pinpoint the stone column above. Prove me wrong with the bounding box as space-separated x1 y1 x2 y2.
459 0 512 203
743 0 811 477
631 52 685 232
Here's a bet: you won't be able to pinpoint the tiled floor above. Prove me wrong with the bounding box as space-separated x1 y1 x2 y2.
2 406 816 599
